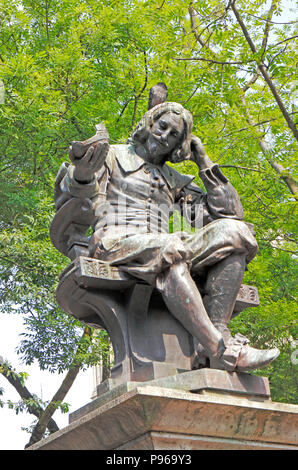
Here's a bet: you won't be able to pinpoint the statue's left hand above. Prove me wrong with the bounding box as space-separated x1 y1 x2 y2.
69 124 110 183
190 135 213 170
69 140 109 183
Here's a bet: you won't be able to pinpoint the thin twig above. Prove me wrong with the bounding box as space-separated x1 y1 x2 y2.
268 35 298 49
270 246 298 254
261 0 278 54
218 111 298 140
219 165 262 172
173 57 252 65
116 99 133 123
131 50 148 130
157 0 166 9
242 72 260 92
245 12 297 25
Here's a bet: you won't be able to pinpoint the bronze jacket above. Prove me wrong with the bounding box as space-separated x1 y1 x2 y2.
55 143 244 243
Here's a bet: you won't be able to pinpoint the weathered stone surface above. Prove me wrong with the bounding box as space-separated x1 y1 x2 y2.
138 368 270 397
69 369 271 423
118 431 295 451
28 384 298 451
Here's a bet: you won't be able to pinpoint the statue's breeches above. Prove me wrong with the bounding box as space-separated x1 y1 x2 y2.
92 219 258 286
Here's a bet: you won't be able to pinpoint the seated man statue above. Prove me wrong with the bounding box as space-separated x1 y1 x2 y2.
54 84 279 373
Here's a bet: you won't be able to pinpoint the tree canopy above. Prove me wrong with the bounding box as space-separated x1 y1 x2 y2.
0 0 297 445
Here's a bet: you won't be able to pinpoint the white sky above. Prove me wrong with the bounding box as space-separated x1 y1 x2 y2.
0 313 94 450
0 0 296 451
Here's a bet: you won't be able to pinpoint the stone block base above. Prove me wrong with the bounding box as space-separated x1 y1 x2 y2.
28 370 298 451
118 431 294 450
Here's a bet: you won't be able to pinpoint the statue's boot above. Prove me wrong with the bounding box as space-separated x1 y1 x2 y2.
157 261 279 373
203 253 246 342
193 253 245 367
201 253 280 371
209 333 280 372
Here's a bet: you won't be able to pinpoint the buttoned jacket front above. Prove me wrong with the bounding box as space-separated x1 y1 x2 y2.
55 143 244 243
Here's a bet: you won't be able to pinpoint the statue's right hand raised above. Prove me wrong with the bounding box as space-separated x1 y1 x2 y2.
69 123 109 183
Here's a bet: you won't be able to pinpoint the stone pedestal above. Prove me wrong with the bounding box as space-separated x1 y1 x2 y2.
28 370 298 450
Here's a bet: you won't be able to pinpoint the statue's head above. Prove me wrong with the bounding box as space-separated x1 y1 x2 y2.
130 102 193 165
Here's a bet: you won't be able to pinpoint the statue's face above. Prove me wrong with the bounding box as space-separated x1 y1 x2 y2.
145 112 184 165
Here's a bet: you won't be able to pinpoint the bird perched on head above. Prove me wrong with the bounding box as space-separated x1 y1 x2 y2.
148 83 168 110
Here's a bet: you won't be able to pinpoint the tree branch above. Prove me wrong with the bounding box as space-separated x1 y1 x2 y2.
268 35 298 49
231 1 298 142
261 0 278 52
240 95 298 195
245 12 298 25
218 111 298 139
187 2 298 195
116 98 133 123
157 0 166 9
241 71 261 92
0 357 59 435
26 326 93 448
188 4 220 55
131 50 148 130
173 56 250 65
219 164 261 172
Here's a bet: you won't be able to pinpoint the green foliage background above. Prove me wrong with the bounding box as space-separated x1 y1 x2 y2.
0 0 297 403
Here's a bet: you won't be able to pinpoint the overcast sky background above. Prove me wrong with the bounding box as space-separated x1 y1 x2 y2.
0 0 296 451
0 313 94 450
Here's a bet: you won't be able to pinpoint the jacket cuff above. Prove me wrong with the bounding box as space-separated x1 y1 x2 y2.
199 164 229 188
63 165 99 198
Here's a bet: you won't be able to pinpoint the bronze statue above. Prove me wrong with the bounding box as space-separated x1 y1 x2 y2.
52 84 279 380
